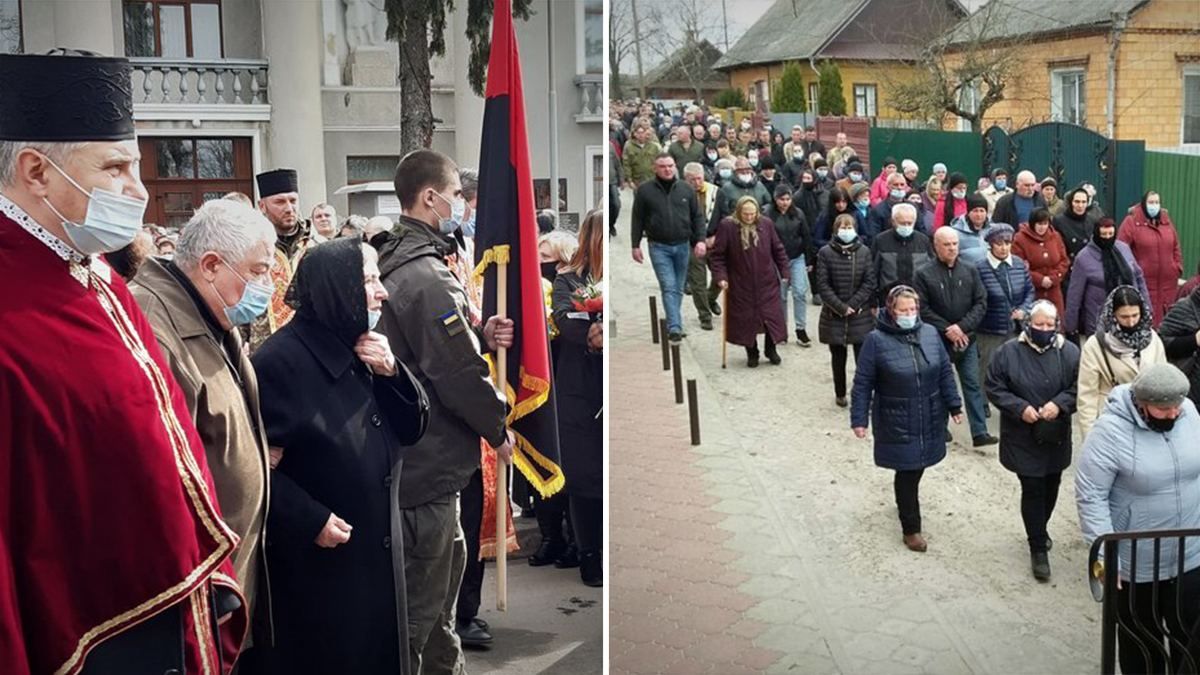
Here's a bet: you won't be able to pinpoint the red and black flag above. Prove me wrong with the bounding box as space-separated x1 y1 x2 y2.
474 0 563 498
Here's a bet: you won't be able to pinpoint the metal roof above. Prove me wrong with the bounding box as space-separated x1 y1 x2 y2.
944 0 1148 45
712 0 869 70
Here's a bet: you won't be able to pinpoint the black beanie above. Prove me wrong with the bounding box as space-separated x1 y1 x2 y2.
966 193 988 211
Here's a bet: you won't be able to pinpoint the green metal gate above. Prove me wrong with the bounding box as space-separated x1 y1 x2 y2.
981 123 1144 218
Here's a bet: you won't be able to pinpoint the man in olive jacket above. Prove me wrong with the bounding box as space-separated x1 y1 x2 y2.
376 149 515 675
128 199 276 652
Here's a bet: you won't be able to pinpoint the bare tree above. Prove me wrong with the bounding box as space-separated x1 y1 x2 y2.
879 1 1031 133
608 0 637 98
641 0 724 102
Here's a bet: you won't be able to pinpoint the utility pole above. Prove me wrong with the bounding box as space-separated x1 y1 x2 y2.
547 0 560 215
631 0 646 99
721 0 729 51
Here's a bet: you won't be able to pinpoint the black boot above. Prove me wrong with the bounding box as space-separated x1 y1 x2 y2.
1031 550 1051 581
796 328 812 347
554 541 580 568
745 344 760 368
529 537 565 566
764 337 782 365
580 551 603 587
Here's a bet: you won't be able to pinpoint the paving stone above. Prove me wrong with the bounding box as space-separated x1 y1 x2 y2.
842 631 902 662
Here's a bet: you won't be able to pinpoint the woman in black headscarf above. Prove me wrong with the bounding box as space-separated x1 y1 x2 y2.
1053 186 1100 261
250 237 429 675
1064 217 1150 337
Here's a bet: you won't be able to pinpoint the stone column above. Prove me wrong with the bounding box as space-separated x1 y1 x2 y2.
261 0 328 205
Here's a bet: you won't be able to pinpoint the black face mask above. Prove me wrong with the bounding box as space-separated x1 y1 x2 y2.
1141 408 1177 433
541 262 559 282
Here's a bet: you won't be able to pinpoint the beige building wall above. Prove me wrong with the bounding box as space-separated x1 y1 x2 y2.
726 60 924 117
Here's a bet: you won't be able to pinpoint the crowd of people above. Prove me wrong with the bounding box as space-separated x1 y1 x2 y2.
617 98 1200 670
0 50 602 675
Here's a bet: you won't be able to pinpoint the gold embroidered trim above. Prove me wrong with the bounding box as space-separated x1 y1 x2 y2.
472 244 511 282
54 274 237 675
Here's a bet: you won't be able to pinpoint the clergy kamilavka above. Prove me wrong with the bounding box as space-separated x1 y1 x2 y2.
0 49 246 674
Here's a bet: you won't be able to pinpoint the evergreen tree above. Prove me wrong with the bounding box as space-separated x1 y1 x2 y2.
771 62 807 113
817 61 847 116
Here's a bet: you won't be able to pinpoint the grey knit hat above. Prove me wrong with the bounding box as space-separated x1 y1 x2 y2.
849 182 870 201
985 223 1015 243
1131 363 1190 406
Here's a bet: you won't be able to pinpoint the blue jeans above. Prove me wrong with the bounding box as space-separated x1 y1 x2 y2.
780 255 808 331
648 241 691 334
952 341 989 438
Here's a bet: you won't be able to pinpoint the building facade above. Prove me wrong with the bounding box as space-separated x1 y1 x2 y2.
7 0 603 227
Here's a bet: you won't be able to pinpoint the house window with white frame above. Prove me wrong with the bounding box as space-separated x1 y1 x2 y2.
808 82 818 113
1051 68 1086 126
1184 68 1200 145
123 0 222 59
853 84 877 117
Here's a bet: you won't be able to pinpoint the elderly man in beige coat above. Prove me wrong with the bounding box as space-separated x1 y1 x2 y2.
129 198 277 653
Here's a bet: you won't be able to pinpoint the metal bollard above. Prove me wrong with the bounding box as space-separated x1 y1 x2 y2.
671 344 683 404
687 379 701 445
649 297 659 344
659 319 670 371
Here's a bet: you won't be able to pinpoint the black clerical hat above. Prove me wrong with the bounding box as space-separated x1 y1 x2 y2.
0 50 135 141
256 169 299 198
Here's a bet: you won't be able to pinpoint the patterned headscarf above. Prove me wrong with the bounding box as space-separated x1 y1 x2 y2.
1098 285 1153 355
734 195 761 250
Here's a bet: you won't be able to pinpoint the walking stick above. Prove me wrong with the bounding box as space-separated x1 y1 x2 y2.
721 286 728 369
495 261 508 612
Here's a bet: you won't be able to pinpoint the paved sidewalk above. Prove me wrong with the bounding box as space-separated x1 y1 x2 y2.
609 191 1100 674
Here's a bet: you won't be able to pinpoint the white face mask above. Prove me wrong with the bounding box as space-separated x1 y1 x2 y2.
42 157 148 256
433 190 466 235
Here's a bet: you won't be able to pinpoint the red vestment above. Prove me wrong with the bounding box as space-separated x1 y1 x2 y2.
0 207 246 674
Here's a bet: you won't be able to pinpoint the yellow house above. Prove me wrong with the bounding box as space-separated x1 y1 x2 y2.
712 0 967 119
942 0 1200 148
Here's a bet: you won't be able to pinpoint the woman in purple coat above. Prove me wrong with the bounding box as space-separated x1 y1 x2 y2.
1064 218 1150 338
710 195 790 367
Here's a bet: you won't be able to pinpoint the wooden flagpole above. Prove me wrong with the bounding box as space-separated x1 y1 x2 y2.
495 260 508 612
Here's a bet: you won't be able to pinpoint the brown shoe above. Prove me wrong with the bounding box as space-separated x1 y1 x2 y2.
903 533 927 552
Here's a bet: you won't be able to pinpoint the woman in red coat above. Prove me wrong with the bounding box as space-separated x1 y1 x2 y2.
710 195 791 367
1118 191 1183 327
1012 207 1070 318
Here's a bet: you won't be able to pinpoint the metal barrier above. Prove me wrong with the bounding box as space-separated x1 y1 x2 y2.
1088 528 1200 674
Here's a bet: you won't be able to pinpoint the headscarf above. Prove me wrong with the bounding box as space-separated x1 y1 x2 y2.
285 237 368 348
734 195 761 250
1090 217 1132 293
1139 190 1162 224
1098 285 1153 356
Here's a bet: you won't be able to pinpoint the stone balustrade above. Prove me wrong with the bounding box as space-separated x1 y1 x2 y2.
574 73 603 122
130 58 270 106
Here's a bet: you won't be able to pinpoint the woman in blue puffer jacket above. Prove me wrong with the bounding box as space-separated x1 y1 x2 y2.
851 285 964 553
1075 363 1200 675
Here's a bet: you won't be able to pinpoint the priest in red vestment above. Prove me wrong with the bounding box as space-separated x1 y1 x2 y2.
0 49 246 674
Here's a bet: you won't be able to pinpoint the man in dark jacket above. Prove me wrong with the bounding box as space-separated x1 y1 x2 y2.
992 170 1045 228
707 156 772 236
915 227 998 447
763 185 816 345
873 203 933 305
375 149 516 674
867 172 910 244
631 153 707 342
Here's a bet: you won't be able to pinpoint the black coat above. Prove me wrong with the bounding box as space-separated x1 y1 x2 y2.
763 204 815 261
551 272 603 499
252 317 427 674
1053 209 1098 261
816 238 876 346
792 184 829 233
984 336 1081 477
992 191 1047 228
630 177 705 247
872 229 934 305
1158 289 1200 405
913 258 988 340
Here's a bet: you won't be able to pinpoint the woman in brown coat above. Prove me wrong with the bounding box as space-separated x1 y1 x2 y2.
710 195 790 367
1012 207 1070 318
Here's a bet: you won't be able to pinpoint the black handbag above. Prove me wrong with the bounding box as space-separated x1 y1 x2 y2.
1031 417 1070 445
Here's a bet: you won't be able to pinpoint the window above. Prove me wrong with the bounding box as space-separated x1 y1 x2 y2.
123 1 222 59
853 84 877 117
1184 69 1200 145
347 156 400 184
587 146 603 209
0 0 20 54
1051 68 1086 125
808 83 819 113
138 136 253 228
583 0 602 74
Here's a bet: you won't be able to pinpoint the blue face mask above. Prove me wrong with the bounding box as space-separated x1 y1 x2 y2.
848 172 863 182
458 211 476 238
368 308 382 331
816 169 829 179
896 314 919 330
42 157 148 256
857 199 870 212
896 225 914 238
890 189 906 200
837 229 857 243
718 168 732 180
1146 203 1161 218
994 178 1007 191
214 261 274 326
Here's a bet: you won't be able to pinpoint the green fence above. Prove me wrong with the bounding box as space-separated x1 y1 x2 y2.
868 128 982 183
1144 150 1200 277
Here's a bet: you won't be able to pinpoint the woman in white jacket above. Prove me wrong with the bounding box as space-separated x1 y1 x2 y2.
1076 286 1166 439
